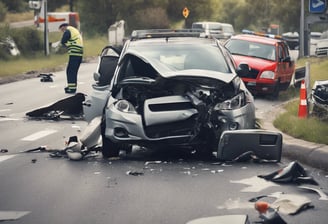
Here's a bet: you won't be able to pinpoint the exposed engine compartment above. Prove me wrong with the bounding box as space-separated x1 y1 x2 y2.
119 76 237 115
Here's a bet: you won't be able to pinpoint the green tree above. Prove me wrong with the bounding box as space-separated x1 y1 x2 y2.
77 0 117 35
0 2 8 22
1 0 27 12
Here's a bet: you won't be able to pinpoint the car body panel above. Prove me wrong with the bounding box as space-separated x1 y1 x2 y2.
218 129 283 162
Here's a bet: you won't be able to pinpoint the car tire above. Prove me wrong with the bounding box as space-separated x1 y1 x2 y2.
100 118 133 158
271 81 280 99
101 135 120 158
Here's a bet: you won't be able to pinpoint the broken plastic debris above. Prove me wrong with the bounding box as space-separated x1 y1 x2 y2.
258 161 318 185
249 192 313 215
0 211 30 221
0 149 8 153
298 185 328 200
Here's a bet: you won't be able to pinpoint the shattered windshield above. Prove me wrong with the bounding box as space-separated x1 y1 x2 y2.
131 43 230 73
225 39 276 61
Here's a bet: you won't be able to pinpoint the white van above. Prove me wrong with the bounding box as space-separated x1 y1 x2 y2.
191 21 234 39
221 23 235 39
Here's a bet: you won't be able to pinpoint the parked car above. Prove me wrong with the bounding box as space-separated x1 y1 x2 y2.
315 31 328 57
309 32 322 56
224 30 295 98
83 29 256 158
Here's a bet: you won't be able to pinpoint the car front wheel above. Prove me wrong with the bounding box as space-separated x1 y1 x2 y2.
101 135 120 158
101 119 132 158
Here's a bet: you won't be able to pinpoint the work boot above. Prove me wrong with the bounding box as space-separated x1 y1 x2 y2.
64 87 76 94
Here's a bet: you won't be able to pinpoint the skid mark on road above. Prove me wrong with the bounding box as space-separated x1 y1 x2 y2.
21 129 57 141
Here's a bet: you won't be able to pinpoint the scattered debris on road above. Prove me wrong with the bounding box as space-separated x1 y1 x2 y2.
38 73 54 82
258 161 318 185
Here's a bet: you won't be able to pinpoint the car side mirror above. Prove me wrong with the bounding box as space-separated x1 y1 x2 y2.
282 56 291 62
93 72 100 82
236 62 250 77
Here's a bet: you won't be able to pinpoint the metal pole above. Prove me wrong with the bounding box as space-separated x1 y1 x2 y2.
300 0 305 58
44 0 49 56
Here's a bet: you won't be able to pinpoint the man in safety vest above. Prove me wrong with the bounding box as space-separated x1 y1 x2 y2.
59 23 83 94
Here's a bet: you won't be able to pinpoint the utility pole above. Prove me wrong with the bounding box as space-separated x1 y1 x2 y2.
44 0 49 56
300 0 305 58
69 0 74 12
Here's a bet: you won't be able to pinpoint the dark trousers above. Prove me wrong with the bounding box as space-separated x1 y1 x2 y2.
66 55 82 88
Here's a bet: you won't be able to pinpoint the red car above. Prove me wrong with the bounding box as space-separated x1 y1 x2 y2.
224 30 295 98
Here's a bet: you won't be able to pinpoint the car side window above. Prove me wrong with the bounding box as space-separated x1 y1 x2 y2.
278 45 284 61
282 43 290 57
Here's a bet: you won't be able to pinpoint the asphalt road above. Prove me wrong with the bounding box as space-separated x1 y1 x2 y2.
1 61 328 224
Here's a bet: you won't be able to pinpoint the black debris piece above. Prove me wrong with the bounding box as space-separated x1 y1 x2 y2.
22 146 47 153
126 171 144 176
255 208 287 224
31 159 37 163
258 161 318 185
38 73 53 82
26 93 85 120
0 149 8 153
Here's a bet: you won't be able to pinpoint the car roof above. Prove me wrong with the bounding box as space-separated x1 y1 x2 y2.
129 36 218 46
128 29 219 46
230 34 282 45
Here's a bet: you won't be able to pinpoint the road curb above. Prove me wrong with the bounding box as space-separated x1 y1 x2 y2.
261 102 328 171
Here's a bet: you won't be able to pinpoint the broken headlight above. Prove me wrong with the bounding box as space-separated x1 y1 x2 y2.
114 100 137 114
214 92 246 110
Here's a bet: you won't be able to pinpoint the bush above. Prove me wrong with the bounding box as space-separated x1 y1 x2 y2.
131 7 170 30
0 26 43 59
10 27 43 55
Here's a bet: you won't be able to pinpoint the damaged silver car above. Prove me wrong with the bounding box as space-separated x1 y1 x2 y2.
92 30 256 158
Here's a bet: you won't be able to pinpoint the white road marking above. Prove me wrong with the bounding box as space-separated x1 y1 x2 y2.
21 129 57 141
0 211 30 221
0 155 16 163
0 109 11 112
0 118 21 122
